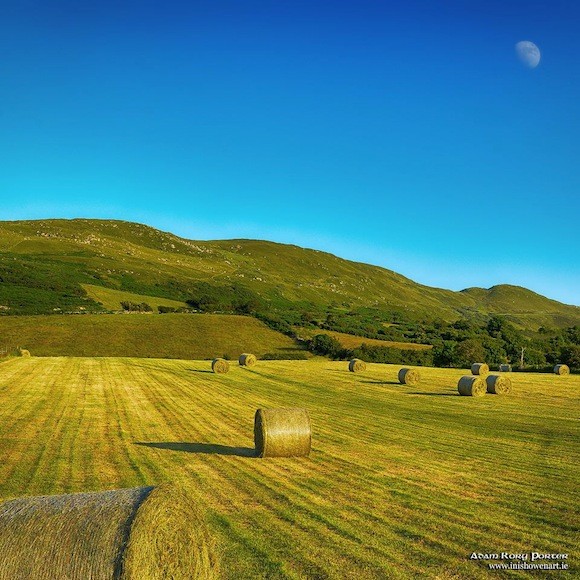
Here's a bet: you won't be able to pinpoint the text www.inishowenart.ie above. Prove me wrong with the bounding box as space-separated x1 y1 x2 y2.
471 552 570 571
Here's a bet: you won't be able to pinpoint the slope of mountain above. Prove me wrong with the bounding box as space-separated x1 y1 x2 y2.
0 219 578 329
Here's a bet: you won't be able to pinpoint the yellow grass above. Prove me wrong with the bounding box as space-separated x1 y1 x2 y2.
0 314 303 359
297 329 432 350
81 283 188 311
0 358 578 578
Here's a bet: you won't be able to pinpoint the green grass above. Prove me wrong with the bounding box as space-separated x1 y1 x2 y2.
0 357 577 578
81 283 188 311
0 313 304 359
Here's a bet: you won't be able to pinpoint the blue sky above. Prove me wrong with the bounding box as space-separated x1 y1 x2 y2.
1 0 578 304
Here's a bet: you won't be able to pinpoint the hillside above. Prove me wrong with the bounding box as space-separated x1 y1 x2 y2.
0 314 304 359
0 218 578 329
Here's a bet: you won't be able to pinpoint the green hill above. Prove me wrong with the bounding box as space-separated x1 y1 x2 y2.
0 218 578 330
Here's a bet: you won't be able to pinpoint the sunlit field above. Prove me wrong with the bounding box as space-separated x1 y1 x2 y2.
0 357 577 578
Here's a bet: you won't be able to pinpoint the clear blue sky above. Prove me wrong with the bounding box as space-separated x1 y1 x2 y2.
1 0 578 305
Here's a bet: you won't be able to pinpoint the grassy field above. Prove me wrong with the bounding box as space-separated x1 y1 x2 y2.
81 283 188 311
0 314 304 359
296 328 432 351
0 357 577 578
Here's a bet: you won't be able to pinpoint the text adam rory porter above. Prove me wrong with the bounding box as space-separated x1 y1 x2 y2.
470 552 569 571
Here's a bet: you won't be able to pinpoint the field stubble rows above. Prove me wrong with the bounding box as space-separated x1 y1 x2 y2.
0 357 578 579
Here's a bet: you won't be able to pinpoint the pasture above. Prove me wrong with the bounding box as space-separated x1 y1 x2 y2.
0 357 578 578
0 314 304 359
80 283 188 312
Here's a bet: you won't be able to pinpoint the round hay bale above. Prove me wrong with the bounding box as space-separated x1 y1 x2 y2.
18 348 31 357
254 408 311 458
239 353 257 367
0 484 219 580
457 375 486 397
211 358 230 374
486 374 512 395
471 363 489 376
499 364 512 372
348 359 367 372
121 483 219 579
554 364 570 375
398 368 421 386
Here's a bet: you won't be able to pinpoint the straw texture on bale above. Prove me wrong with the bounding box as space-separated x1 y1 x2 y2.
486 374 512 395
254 408 311 458
348 359 367 372
0 484 219 580
457 375 486 397
211 358 230 374
239 353 257 367
398 368 421 386
554 364 570 375
121 483 219 580
499 364 512 372
471 363 489 376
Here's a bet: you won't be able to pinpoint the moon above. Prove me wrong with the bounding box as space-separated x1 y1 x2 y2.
515 40 541 69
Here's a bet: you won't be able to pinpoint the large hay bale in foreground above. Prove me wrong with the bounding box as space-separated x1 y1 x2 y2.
554 364 570 375
471 363 489 376
0 484 219 580
122 484 219 579
254 408 311 458
398 368 421 386
457 376 486 397
239 353 257 367
499 364 512 372
348 359 367 372
211 358 230 374
486 374 512 395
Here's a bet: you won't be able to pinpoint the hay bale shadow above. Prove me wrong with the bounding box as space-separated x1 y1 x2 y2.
189 369 214 374
359 380 400 385
135 442 256 457
404 392 459 397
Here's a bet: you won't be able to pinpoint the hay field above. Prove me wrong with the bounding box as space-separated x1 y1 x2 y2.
0 314 303 359
0 357 578 578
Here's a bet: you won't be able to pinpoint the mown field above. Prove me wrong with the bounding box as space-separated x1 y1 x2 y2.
0 357 578 578
0 314 304 359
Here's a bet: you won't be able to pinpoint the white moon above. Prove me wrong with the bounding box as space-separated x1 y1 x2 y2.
515 40 541 68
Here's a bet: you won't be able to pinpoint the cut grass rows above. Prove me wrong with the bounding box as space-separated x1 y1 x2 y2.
0 358 578 578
